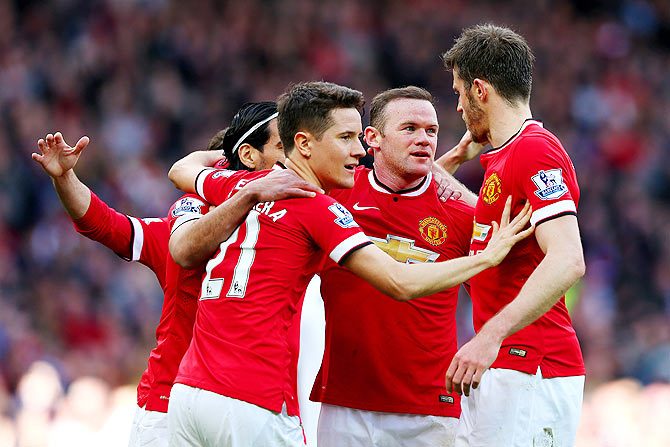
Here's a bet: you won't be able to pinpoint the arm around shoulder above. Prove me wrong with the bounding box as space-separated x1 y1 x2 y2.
168 150 222 193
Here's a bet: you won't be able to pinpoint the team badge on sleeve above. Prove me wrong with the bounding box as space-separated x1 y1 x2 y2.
171 197 206 218
212 170 236 179
531 169 568 200
482 172 502 205
328 203 359 228
418 217 448 246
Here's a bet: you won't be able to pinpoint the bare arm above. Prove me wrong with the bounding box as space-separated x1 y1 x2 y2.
431 163 478 207
435 130 486 174
32 132 91 219
169 169 324 268
343 198 533 301
445 214 585 396
168 150 222 193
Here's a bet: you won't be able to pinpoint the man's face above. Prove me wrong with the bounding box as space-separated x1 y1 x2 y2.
309 108 365 192
453 71 489 144
368 98 438 183
256 119 285 170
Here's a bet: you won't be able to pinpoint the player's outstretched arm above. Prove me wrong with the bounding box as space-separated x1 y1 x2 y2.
343 197 533 301
435 130 486 174
170 170 323 268
32 132 91 219
168 150 222 193
445 214 584 397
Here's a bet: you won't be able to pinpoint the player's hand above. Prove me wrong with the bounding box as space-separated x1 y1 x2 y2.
432 167 461 202
454 130 486 163
435 130 487 174
32 132 89 178
482 197 534 266
445 329 501 396
247 169 324 202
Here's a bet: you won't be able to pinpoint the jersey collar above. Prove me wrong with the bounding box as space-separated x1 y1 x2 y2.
368 169 432 197
484 118 543 156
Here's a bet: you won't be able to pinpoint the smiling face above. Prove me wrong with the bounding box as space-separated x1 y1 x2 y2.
308 107 365 192
367 98 438 187
453 70 489 144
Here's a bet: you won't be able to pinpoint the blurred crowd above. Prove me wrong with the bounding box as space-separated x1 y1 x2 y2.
1 0 668 444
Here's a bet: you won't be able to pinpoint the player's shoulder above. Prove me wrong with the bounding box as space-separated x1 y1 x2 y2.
293 191 339 208
169 193 209 219
291 193 358 225
516 123 564 151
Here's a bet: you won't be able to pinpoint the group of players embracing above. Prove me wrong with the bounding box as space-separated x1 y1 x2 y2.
33 24 585 447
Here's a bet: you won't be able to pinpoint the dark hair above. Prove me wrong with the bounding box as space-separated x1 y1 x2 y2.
277 81 365 155
442 24 534 104
369 86 434 132
217 101 277 171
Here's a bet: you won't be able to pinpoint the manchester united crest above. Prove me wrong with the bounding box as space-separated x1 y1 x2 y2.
419 217 448 246
482 172 502 205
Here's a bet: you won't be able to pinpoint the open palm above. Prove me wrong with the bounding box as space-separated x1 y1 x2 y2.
32 132 89 177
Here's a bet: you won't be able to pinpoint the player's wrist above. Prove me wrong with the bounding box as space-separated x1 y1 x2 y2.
477 247 498 269
52 167 76 182
479 318 508 345
238 181 263 206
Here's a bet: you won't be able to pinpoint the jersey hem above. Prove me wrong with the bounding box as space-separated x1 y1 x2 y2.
310 396 461 418
174 377 299 416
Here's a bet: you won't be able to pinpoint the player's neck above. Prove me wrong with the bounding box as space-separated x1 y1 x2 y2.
373 164 424 192
284 157 326 193
488 101 532 148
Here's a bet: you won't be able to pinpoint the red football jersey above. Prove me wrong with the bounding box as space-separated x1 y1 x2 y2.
175 167 371 415
310 167 473 417
469 119 585 377
129 193 209 413
72 191 180 411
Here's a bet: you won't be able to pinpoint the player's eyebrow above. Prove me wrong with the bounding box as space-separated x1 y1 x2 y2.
398 120 438 130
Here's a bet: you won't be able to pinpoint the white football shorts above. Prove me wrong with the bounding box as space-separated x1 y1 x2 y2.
455 367 585 447
318 403 458 447
167 383 304 446
128 404 168 447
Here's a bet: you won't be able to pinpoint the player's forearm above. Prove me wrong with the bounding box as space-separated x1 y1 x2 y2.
478 250 585 343
437 166 478 207
169 188 258 268
393 252 494 300
435 150 463 175
169 151 220 193
348 247 494 302
52 170 92 219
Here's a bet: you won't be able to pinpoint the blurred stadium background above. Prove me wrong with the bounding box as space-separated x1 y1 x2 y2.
1 0 669 445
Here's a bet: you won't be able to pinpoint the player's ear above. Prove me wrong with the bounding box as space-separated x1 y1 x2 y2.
364 126 381 155
473 79 488 102
238 143 257 170
294 132 311 158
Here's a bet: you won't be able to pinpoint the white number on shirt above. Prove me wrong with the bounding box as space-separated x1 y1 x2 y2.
200 211 260 300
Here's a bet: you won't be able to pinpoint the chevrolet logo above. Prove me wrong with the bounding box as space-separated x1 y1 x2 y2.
369 235 439 264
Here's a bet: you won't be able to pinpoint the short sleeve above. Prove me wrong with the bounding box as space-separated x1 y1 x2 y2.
168 194 210 234
512 135 579 226
195 168 240 205
301 196 372 265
